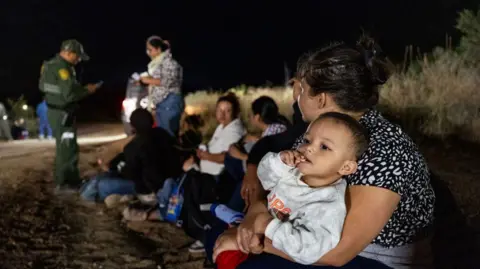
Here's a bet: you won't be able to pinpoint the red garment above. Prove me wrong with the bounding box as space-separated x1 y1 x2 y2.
216 250 249 269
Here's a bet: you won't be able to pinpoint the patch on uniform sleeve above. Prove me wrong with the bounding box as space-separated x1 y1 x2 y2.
58 68 70 81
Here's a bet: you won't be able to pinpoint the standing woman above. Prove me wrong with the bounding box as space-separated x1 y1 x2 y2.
140 36 184 137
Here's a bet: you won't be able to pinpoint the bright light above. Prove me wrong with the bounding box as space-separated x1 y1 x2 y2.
184 105 205 115
122 99 136 110
22 105 28 111
2 115 7 120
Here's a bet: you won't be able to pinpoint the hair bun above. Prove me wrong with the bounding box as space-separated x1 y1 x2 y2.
356 36 391 86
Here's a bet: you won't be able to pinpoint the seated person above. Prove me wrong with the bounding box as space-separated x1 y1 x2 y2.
80 108 183 209
175 114 204 163
226 96 289 181
214 112 368 268
194 92 246 176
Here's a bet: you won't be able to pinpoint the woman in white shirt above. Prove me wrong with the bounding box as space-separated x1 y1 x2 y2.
195 92 246 176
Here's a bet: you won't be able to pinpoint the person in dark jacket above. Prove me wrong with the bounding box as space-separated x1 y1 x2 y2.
80 108 183 204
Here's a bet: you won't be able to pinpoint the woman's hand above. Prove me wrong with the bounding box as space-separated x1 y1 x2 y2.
196 149 210 160
139 76 150 84
245 134 260 143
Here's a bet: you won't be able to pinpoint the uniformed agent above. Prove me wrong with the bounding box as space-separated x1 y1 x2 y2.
39 39 100 193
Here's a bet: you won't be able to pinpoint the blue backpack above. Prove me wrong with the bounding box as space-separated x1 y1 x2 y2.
165 173 188 224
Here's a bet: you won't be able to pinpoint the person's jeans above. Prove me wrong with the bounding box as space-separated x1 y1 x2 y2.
236 253 392 269
80 173 136 201
155 93 184 137
157 177 176 218
81 173 177 205
38 118 52 138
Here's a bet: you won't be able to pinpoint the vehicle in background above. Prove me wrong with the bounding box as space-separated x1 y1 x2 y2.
121 79 149 135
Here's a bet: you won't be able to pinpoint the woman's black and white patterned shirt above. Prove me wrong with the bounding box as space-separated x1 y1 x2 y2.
293 109 435 248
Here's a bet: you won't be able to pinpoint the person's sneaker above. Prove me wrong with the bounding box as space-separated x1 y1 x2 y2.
188 240 205 253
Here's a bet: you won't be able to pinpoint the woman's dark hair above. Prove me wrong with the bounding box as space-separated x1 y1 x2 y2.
251 96 286 126
296 36 391 112
147 36 170 51
217 92 241 118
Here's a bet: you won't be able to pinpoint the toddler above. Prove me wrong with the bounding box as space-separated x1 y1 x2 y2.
214 112 369 267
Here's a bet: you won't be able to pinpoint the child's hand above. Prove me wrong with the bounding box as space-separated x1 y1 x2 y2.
280 150 305 167
213 229 241 262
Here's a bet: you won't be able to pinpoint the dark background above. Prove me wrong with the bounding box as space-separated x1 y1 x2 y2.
0 0 477 121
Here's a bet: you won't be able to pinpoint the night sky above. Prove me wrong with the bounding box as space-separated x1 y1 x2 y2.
1 0 476 121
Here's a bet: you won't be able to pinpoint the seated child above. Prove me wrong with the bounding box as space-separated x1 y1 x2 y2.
214 112 369 267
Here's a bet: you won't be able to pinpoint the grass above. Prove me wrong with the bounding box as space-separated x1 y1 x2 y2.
185 8 480 143
379 47 480 142
185 86 294 139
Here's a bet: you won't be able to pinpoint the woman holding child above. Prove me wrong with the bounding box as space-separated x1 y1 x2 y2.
213 38 436 269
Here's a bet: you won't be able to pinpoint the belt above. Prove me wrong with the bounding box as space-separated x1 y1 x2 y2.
46 103 67 110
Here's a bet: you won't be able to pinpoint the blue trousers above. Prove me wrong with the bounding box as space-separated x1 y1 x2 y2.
237 253 392 269
155 93 184 137
80 172 175 205
38 118 52 137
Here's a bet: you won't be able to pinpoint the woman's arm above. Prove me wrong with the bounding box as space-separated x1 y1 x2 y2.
197 149 226 164
261 185 400 267
140 76 161 86
228 144 249 161
241 164 266 209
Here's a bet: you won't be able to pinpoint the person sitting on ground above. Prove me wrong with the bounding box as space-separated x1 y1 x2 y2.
213 112 369 268
227 96 290 177
80 108 183 209
175 114 204 163
186 92 246 176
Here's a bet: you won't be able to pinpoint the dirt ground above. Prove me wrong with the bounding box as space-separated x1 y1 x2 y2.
0 136 478 269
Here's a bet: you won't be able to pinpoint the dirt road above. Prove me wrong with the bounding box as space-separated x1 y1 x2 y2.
0 124 203 269
0 124 126 159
